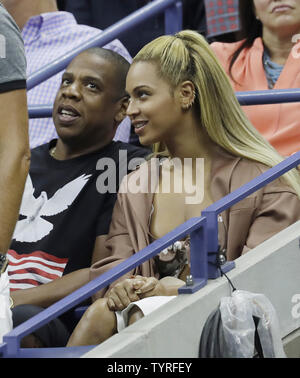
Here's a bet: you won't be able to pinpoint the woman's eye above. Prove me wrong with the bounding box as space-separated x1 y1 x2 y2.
138 91 148 99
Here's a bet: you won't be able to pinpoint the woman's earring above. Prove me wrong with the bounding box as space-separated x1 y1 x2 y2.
188 90 196 109
183 101 193 110
192 90 196 103
182 90 196 110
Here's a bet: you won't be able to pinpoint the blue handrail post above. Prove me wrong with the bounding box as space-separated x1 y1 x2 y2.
178 217 208 294
164 0 182 34
2 336 19 358
201 209 235 279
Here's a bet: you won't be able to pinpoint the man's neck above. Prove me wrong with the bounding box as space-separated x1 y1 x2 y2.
4 0 58 30
51 138 113 161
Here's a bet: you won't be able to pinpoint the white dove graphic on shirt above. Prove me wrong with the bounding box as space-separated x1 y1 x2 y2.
12 173 91 243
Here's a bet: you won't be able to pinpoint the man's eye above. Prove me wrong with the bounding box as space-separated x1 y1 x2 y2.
62 78 71 86
87 82 97 89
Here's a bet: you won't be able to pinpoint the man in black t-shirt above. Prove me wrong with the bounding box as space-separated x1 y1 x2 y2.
9 47 149 347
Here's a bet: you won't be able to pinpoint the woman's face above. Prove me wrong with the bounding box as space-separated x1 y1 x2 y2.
125 61 183 146
253 0 300 35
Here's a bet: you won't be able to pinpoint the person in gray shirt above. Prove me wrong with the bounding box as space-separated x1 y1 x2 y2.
0 3 30 265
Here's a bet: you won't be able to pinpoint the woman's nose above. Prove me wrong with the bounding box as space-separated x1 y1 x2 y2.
126 98 139 117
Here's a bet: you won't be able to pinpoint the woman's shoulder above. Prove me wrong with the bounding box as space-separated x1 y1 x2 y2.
210 39 245 72
210 39 245 54
210 37 263 54
210 37 263 69
233 157 297 194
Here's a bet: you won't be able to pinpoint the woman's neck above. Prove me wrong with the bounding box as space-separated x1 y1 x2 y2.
164 118 215 162
162 120 215 203
262 28 299 65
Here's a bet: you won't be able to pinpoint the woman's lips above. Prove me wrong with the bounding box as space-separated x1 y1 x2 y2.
272 5 293 13
133 121 148 135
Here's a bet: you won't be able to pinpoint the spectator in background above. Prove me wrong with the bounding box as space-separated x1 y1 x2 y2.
8 47 149 348
211 0 300 156
1 0 132 148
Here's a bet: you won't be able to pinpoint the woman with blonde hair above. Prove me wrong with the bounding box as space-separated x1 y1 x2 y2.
67 30 300 346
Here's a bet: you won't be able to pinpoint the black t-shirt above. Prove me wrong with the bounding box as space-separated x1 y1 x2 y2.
8 140 149 290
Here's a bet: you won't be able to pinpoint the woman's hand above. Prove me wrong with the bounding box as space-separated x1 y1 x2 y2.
107 275 167 311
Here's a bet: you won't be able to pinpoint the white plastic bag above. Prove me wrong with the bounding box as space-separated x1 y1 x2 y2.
219 290 286 358
0 270 12 343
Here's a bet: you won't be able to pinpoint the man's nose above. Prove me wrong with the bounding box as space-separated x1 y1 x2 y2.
62 82 81 100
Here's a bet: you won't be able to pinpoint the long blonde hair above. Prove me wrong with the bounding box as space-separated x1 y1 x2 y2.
133 30 300 196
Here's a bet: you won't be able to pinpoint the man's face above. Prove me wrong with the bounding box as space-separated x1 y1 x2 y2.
53 52 121 149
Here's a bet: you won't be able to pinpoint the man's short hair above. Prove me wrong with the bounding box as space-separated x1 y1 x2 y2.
80 47 130 99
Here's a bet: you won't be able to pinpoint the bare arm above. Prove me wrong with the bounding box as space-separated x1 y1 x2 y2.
11 268 90 308
0 89 30 253
11 234 108 308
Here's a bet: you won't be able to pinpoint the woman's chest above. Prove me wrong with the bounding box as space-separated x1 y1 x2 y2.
150 191 213 240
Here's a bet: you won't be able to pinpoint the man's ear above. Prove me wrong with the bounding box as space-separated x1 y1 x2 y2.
114 96 129 125
179 81 196 111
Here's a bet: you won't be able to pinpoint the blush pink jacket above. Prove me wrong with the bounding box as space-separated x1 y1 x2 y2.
90 147 300 298
211 38 300 157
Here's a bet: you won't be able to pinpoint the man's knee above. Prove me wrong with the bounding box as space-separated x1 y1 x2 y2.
12 304 70 347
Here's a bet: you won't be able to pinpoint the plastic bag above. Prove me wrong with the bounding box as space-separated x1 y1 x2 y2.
219 290 286 358
0 270 12 343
